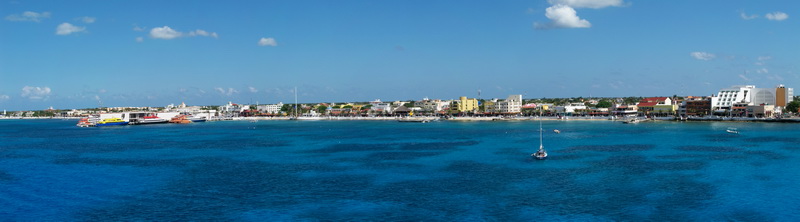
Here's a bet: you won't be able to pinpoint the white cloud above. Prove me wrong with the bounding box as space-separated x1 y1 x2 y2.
756 68 769 74
150 26 219 40
214 87 239 96
765 12 788 21
738 74 751 81
5 11 50 22
757 56 772 61
150 26 182 39
21 86 52 100
133 25 146 32
690 52 715 61
79 16 96 23
136 37 144 42
248 87 258 93
0 94 9 101
188 29 219 38
56 22 86 35
547 0 624 9
258 37 277 46
534 4 591 29
740 12 758 20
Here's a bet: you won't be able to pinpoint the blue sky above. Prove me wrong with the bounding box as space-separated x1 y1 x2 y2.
1 0 798 110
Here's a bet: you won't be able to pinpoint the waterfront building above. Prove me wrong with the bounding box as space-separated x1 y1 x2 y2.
554 103 588 115
711 85 793 113
679 96 712 116
636 97 673 115
498 95 523 114
776 85 795 107
449 96 479 113
257 102 283 114
369 99 393 114
746 104 776 118
414 98 450 112
613 104 638 116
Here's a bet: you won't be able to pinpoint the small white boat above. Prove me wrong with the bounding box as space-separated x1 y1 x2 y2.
726 127 739 134
623 118 639 124
553 129 560 134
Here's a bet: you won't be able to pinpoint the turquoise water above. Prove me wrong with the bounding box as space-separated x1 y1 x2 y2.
1 119 799 221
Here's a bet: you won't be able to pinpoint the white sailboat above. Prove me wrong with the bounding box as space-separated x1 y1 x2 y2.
532 118 548 160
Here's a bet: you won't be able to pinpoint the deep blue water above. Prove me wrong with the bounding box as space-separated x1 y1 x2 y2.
1 119 799 221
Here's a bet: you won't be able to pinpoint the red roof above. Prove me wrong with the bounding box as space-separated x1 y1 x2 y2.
639 97 668 103
637 102 659 107
521 104 537 108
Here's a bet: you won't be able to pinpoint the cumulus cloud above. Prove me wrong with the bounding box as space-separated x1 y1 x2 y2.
757 56 772 61
188 29 219 38
740 12 758 20
56 22 86 35
136 37 144 42
133 25 146 32
258 37 277 46
534 4 591 29
5 11 50 22
0 94 9 101
150 26 182 39
21 86 52 100
79 16 96 23
150 26 219 40
756 68 769 74
690 52 716 61
214 87 239 96
248 87 258 93
765 12 788 21
547 0 624 9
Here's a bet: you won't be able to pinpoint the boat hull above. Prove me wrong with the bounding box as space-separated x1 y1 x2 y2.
96 121 128 126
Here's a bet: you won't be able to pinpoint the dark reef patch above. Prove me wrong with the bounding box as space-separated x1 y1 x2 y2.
565 144 655 152
675 145 742 152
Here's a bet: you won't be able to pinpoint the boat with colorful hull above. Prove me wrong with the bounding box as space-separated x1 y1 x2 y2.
169 115 192 124
135 115 168 124
95 118 128 126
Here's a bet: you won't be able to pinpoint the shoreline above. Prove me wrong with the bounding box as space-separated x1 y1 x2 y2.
4 116 800 123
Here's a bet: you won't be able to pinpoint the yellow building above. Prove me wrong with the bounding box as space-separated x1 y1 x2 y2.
450 96 479 113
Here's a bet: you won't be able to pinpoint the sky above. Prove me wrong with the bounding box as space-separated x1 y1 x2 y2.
1 0 798 111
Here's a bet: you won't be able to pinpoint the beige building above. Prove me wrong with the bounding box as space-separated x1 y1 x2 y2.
450 96 479 113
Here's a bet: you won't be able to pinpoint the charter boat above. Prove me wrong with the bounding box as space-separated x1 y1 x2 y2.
188 116 207 122
76 117 97 127
531 119 548 160
169 115 192 124
136 115 168 124
95 118 128 126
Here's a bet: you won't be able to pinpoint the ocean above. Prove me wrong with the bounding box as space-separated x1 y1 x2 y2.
1 119 799 221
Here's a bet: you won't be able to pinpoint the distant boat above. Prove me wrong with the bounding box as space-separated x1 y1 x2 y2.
76 117 97 127
188 116 207 122
96 118 128 126
531 119 548 160
623 118 639 124
553 129 560 134
726 127 739 134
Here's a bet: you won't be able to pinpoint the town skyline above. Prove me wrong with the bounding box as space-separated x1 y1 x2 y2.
2 1 799 111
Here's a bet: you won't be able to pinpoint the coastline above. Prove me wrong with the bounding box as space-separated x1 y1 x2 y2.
4 116 800 123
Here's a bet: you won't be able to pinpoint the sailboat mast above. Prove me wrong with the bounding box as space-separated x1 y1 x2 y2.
539 119 543 149
294 87 298 117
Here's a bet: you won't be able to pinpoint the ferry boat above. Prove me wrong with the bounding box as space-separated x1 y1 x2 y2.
76 117 97 127
188 116 207 122
169 115 192 124
136 115 168 124
95 118 128 126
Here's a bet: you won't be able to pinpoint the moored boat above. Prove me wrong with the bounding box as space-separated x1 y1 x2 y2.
135 115 168 124
169 115 192 124
95 118 128 126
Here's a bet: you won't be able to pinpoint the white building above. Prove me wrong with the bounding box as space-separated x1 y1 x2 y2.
414 98 450 112
711 85 792 112
257 102 284 114
369 99 393 113
555 103 588 114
